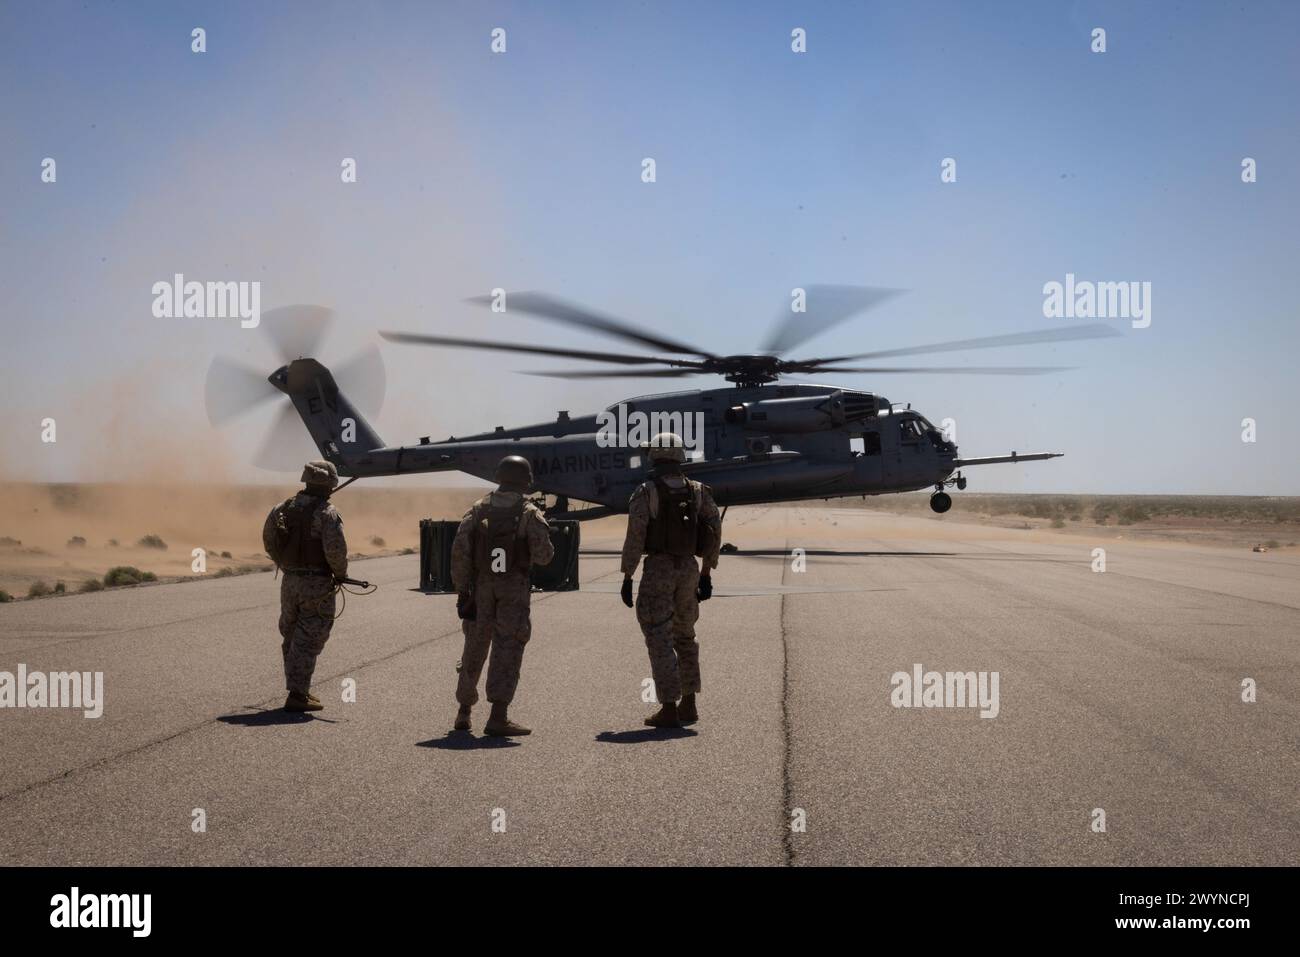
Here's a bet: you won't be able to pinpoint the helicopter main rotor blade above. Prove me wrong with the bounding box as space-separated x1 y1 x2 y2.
262 305 335 363
794 365 1075 375
380 331 705 368
204 355 280 427
798 322 1119 366
518 368 698 379
466 291 715 358
761 285 905 356
252 402 319 472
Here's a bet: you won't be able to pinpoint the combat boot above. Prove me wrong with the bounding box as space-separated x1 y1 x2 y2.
454 705 472 731
484 702 531 737
284 691 323 713
678 693 698 724
644 701 680 728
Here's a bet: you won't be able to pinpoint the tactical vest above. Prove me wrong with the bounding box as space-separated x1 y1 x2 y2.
644 478 698 558
279 496 329 571
472 498 533 577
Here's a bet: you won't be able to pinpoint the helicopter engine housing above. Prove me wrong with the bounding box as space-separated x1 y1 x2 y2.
724 390 879 433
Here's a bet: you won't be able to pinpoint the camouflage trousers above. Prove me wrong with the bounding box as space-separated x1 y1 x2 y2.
635 552 701 704
278 573 336 696
455 574 533 706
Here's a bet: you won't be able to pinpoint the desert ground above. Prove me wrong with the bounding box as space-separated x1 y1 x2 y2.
1 483 1295 601
0 482 486 599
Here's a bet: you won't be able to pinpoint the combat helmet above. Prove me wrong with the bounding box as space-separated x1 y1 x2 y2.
301 459 339 493
644 432 686 464
494 455 533 490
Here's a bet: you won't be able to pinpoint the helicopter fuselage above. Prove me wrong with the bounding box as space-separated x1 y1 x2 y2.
343 382 960 512
277 357 1061 515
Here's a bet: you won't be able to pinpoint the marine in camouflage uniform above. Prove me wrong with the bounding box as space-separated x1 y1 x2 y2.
450 455 554 736
621 433 721 728
262 460 349 712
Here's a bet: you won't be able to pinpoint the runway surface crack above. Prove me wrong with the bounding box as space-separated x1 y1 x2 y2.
778 526 795 867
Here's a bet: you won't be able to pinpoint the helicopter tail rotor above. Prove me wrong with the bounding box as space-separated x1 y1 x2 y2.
265 357 386 473
204 305 387 472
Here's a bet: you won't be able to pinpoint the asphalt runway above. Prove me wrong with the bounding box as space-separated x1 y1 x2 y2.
1 507 1297 866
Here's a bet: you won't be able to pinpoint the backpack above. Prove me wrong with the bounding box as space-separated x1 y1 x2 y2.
645 478 699 558
471 498 532 576
268 497 328 570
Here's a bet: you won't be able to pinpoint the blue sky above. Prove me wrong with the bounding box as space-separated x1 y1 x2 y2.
1 0 1297 492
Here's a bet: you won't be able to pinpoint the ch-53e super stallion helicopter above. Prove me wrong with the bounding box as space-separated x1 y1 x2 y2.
205 289 1117 519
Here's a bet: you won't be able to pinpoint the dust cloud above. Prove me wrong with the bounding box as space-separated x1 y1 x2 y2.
0 481 482 595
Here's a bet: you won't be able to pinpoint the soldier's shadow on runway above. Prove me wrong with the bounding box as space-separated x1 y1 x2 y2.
595 727 698 744
722 549 956 558
581 549 956 558
417 731 521 750
218 708 338 726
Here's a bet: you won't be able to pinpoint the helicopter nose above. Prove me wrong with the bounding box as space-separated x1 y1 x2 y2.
932 431 958 457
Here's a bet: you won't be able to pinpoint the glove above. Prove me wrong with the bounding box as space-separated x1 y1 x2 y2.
456 591 477 621
697 574 713 602
620 577 634 608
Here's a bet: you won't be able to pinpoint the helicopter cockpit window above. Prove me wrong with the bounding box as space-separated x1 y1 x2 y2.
899 419 925 444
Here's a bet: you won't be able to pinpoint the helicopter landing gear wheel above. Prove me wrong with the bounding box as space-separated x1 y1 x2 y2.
930 491 952 514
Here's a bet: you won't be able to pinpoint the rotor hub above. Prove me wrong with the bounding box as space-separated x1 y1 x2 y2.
704 355 784 386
